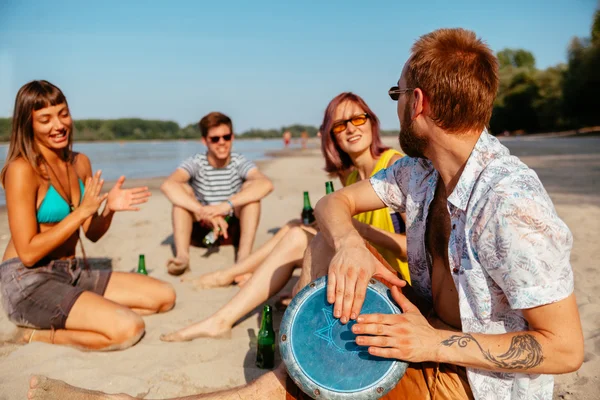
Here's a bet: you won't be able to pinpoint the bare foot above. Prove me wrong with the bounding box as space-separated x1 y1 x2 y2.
1 327 35 345
233 272 252 287
166 257 189 276
28 375 134 400
159 318 232 342
183 270 233 289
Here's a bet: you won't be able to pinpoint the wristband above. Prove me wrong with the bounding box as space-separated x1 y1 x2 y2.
226 200 235 216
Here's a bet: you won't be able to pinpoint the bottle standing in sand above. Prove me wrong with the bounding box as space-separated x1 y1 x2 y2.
256 304 275 369
301 191 315 226
202 215 231 247
325 181 335 194
137 254 148 275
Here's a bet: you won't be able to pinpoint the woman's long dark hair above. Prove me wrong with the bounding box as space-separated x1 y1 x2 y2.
1 80 73 187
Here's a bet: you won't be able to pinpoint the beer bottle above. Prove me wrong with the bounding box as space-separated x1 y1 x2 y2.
202 215 231 247
301 191 315 225
256 304 275 369
325 181 335 194
136 254 148 275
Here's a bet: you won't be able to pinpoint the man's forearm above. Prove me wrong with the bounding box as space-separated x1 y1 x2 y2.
353 220 407 262
436 329 579 374
228 178 273 207
161 181 203 213
315 193 362 250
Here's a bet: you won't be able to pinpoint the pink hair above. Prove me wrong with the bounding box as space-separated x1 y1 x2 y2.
320 92 389 175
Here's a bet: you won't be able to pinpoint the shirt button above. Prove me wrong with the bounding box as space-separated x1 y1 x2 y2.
452 267 459 274
452 224 456 230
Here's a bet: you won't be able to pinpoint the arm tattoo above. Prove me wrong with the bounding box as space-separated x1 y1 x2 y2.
441 333 544 370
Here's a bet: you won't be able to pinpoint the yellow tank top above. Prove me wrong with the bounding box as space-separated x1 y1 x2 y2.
345 149 410 283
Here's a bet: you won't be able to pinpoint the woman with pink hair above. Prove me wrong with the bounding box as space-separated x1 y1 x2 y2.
162 92 408 342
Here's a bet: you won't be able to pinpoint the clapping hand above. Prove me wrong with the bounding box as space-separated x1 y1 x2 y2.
106 176 151 212
79 170 109 218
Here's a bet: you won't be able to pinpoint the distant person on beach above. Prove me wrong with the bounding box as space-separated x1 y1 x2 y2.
161 112 273 275
300 130 309 149
160 92 409 342
283 130 291 148
0 80 175 351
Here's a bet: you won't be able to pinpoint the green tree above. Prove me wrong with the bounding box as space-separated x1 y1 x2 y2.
562 10 600 127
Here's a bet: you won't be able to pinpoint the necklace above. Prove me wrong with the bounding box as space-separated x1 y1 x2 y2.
44 160 75 211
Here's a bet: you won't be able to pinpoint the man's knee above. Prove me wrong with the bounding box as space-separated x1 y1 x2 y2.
237 201 261 228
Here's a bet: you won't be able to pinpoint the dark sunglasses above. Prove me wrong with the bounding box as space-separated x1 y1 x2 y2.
208 133 233 143
388 86 415 101
331 113 369 134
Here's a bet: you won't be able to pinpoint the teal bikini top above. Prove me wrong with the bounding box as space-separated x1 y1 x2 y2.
36 179 85 224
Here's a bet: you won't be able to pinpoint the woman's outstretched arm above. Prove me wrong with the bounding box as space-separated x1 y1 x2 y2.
78 154 150 242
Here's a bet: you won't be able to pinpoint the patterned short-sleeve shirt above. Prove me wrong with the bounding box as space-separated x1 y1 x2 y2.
370 132 574 400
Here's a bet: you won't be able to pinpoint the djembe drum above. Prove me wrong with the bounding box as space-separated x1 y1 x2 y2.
280 276 408 399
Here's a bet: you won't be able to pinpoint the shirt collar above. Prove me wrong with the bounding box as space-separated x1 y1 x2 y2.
447 130 507 211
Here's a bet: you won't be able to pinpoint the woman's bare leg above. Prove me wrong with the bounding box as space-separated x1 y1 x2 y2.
27 292 145 351
103 272 176 315
161 227 315 341
185 219 301 289
28 365 289 400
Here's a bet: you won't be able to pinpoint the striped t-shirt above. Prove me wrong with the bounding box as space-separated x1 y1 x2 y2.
178 152 257 205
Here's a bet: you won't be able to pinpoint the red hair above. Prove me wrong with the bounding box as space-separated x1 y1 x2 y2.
320 92 388 175
406 28 499 133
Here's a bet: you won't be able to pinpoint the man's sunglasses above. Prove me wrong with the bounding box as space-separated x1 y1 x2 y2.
388 86 415 101
208 133 233 143
331 113 370 134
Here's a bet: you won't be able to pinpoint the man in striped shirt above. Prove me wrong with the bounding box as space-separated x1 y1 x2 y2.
161 112 273 275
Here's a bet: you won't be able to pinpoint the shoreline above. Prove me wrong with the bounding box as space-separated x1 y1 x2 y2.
0 127 597 146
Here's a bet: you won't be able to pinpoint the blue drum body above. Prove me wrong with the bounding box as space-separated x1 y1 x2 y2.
280 276 408 399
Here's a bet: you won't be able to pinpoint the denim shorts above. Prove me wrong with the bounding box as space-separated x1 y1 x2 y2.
0 257 112 329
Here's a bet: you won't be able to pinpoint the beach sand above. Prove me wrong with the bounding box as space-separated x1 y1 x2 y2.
0 136 598 399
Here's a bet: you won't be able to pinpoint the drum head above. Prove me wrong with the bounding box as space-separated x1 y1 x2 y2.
280 276 408 399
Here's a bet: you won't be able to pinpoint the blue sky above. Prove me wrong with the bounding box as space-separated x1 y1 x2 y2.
0 0 597 132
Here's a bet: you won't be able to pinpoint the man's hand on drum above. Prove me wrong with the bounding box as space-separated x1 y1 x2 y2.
351 286 444 363
327 232 406 324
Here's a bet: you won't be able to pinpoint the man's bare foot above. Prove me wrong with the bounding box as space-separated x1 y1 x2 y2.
166 257 189 276
183 270 233 289
233 272 252 287
159 318 232 342
28 375 133 400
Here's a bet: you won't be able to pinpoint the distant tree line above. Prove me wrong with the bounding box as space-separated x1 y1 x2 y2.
0 11 597 141
490 10 600 134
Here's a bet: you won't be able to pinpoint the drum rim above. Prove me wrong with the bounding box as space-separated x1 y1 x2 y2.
280 276 408 400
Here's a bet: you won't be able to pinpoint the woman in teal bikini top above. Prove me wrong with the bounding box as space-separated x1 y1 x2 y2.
0 79 175 351
36 179 84 224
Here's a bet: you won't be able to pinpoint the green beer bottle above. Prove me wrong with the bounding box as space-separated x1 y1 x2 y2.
256 304 275 369
136 254 148 275
301 191 315 226
325 181 335 194
202 215 231 247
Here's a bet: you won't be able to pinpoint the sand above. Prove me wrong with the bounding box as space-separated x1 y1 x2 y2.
0 136 598 399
